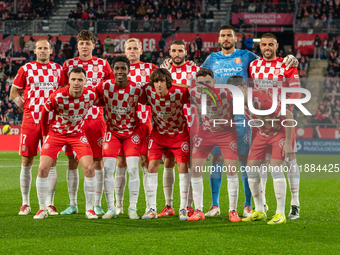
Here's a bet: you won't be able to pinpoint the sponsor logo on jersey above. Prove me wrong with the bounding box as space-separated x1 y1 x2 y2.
84 103 90 109
181 142 189 153
279 138 285 148
141 70 147 76
215 67 243 74
97 137 104 147
53 71 58 77
274 69 280 75
230 140 238 151
80 136 89 144
186 73 193 80
93 66 99 72
131 134 140 144
234 58 241 64
43 143 50 149
33 71 38 75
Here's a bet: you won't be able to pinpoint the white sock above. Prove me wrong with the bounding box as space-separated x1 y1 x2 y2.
36 177 49 210
227 175 239 212
286 159 300 206
20 165 32 205
67 169 79 207
146 172 158 210
187 172 193 207
126 157 140 208
84 176 96 211
114 166 127 207
163 167 175 207
260 163 268 206
248 177 264 213
191 176 203 211
94 169 104 206
142 167 149 207
273 178 287 215
103 157 117 208
47 166 57 206
179 173 189 208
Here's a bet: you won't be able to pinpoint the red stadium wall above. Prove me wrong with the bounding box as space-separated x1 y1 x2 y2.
295 33 328 55
296 128 340 139
0 135 20 151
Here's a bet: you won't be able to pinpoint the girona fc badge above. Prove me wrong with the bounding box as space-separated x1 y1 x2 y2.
141 70 147 76
80 136 89 144
181 142 189 153
93 66 99 72
131 134 140 144
170 102 176 108
230 140 238 152
186 73 193 80
21 145 27 152
43 143 50 150
97 137 103 147
128 97 134 103
279 139 285 148
53 71 58 77
103 142 109 150
274 69 280 75
84 103 90 109
234 58 241 64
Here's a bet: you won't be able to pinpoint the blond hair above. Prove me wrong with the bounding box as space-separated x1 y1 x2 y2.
124 38 142 49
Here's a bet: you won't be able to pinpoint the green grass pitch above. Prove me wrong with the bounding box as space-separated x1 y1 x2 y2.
0 151 340 254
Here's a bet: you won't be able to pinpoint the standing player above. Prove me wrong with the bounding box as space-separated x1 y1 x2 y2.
249 33 301 219
142 68 190 220
96 56 147 220
34 67 98 219
10 38 64 216
230 77 294 225
114 38 158 215
200 25 298 217
61 30 113 215
158 40 200 217
188 69 241 222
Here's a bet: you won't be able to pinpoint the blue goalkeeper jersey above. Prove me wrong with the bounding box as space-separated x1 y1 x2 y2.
201 49 258 121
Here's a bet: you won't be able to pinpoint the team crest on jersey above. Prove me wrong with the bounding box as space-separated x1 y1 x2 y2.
93 66 99 72
53 71 58 77
103 142 109 150
279 139 285 148
186 73 193 80
84 103 90 109
234 58 241 64
128 97 134 103
170 102 176 108
274 69 280 75
141 70 147 76
181 142 189 153
243 133 251 144
21 145 27 152
131 134 140 144
43 143 50 150
230 140 238 151
80 136 89 144
97 137 103 147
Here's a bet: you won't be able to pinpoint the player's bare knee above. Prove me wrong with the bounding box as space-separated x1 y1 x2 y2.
117 156 127 168
140 155 149 168
83 164 95 178
21 156 34 167
164 157 175 168
212 154 223 164
177 162 188 174
68 156 79 169
93 158 103 169
148 160 160 173
38 165 50 178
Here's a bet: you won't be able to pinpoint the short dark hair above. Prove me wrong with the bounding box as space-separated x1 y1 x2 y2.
112 55 130 70
227 75 246 86
261 33 277 41
77 30 96 44
70 66 86 77
170 40 186 50
149 68 172 89
196 68 214 78
219 24 236 35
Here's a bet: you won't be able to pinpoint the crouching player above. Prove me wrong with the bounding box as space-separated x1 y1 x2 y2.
142 68 190 220
34 67 99 219
229 76 294 225
189 69 241 222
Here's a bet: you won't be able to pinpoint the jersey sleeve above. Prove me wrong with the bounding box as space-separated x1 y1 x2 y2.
44 92 57 112
247 51 259 62
104 60 115 79
200 54 212 70
284 67 301 100
138 86 148 105
12 67 26 89
62 62 70 82
58 69 68 87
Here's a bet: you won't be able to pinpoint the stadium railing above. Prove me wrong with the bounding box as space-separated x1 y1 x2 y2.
295 19 340 33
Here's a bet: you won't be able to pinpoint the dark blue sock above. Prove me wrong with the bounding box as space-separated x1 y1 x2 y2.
210 162 223 207
240 161 252 207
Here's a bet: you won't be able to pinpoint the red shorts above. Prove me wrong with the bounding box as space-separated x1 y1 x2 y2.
139 121 152 155
19 115 43 157
65 117 105 158
41 131 93 161
192 126 238 160
148 130 190 163
103 129 140 158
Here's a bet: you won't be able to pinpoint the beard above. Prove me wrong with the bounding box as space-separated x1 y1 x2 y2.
262 50 275 59
220 41 234 50
171 56 185 65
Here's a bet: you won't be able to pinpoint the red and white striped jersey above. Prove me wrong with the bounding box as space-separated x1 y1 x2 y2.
63 56 114 120
12 61 64 124
190 87 234 132
129 61 157 124
244 90 284 135
44 86 98 135
96 80 147 134
249 57 300 95
144 84 190 135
